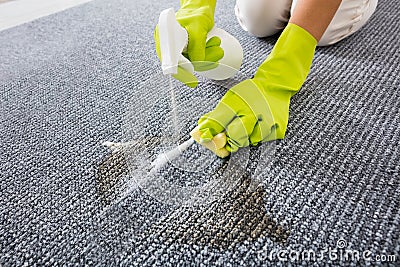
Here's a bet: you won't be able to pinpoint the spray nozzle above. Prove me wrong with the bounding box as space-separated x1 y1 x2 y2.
158 8 192 75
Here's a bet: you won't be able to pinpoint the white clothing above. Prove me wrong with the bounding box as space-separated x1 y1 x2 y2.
235 0 378 46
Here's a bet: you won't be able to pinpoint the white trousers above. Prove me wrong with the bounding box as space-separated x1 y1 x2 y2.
235 0 378 46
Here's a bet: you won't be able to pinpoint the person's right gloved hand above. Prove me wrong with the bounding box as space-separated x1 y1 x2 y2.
154 0 224 88
196 23 317 155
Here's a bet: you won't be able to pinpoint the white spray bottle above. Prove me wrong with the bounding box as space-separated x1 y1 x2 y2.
150 8 241 174
157 7 243 80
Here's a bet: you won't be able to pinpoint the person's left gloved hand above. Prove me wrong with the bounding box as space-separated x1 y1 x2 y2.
196 23 317 154
197 79 285 153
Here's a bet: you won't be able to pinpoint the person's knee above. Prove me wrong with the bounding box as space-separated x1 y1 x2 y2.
235 0 292 37
316 0 378 46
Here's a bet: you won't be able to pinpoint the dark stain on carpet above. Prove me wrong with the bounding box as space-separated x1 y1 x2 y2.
143 177 290 249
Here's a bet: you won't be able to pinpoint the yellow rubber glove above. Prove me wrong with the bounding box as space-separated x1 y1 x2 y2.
197 23 317 154
154 0 224 88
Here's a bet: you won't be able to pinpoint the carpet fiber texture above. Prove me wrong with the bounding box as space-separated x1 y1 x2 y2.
0 0 399 265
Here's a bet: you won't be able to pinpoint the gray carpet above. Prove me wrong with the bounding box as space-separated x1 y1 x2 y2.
1 0 399 266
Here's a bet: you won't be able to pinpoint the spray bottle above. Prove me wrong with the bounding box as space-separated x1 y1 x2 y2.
158 7 243 80
150 8 243 173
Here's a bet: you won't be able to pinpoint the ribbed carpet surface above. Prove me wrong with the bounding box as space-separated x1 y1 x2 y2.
1 0 399 266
